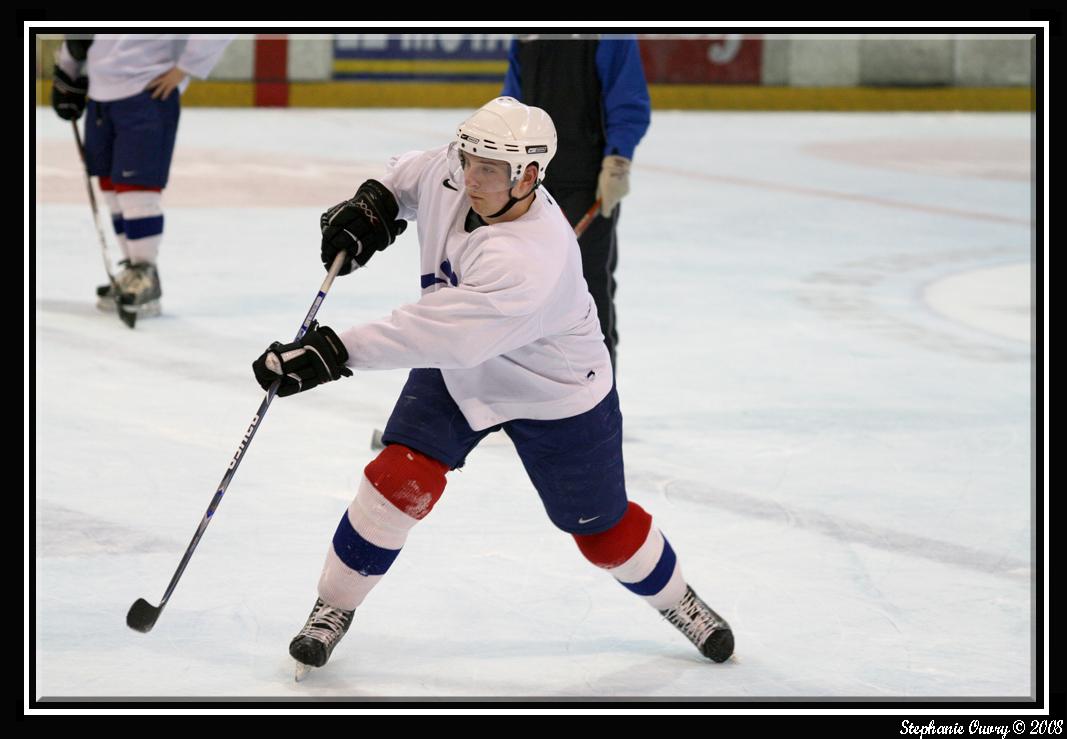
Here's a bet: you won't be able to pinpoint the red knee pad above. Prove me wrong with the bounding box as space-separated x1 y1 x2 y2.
99 177 114 191
364 444 449 521
573 501 652 569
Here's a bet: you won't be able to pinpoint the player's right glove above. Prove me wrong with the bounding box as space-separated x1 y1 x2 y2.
51 66 89 121
320 179 407 276
252 321 353 397
596 155 632 217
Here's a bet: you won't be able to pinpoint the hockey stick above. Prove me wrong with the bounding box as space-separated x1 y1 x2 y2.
126 251 350 633
367 205 603 451
572 198 602 239
70 121 136 329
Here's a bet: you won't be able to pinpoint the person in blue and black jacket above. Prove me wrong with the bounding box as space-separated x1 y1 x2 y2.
503 34 651 371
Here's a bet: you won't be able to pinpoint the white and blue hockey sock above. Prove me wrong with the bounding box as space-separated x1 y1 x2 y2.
116 188 163 265
574 501 688 611
99 178 129 260
317 445 449 611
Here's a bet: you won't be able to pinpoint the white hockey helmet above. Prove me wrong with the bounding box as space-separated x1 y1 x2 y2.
452 96 557 186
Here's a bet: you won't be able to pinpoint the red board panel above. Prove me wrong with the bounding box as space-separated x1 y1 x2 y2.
638 37 763 84
255 36 289 107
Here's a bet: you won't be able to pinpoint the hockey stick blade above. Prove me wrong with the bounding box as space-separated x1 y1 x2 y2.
126 598 163 633
370 428 385 450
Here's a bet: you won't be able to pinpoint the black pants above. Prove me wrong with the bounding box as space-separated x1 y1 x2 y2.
553 187 620 369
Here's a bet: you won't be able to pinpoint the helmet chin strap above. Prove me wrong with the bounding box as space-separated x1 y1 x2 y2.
485 181 540 220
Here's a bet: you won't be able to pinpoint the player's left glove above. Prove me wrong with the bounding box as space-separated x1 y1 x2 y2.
253 321 353 397
52 66 89 121
596 155 631 218
52 39 91 121
320 180 407 276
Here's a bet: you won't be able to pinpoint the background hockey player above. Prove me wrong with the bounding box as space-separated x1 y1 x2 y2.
502 35 651 370
52 34 232 319
252 97 733 676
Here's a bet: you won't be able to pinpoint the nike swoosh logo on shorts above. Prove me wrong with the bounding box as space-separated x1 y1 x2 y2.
578 516 601 525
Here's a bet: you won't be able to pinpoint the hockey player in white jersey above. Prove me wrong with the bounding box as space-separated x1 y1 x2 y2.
253 97 733 676
52 34 232 318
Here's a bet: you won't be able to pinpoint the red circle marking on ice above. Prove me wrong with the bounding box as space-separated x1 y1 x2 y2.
803 138 1031 181
36 143 381 207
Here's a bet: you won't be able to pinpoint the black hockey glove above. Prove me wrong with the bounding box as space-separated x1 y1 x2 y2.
52 66 89 121
320 179 407 276
252 321 353 397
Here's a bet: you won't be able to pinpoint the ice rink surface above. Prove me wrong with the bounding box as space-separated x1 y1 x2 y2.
32 107 1038 703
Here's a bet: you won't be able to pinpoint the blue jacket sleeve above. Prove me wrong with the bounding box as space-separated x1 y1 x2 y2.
501 39 522 98
596 38 651 160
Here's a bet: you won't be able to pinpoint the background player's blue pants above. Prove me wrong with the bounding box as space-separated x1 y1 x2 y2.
85 90 180 188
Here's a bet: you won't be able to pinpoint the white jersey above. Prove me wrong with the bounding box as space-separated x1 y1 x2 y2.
338 145 613 431
59 35 232 102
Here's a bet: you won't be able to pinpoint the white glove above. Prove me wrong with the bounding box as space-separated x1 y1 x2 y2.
596 155 632 217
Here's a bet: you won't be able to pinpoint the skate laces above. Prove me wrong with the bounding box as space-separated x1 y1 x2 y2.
297 600 353 646
116 263 158 295
661 587 726 646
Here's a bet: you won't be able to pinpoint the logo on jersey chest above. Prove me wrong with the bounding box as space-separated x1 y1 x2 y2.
420 259 459 289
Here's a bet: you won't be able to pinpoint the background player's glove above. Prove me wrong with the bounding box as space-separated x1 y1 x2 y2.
320 180 407 275
51 66 89 121
596 155 632 217
253 322 353 397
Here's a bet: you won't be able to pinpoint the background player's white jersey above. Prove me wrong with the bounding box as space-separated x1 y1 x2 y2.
59 35 233 102
338 145 613 431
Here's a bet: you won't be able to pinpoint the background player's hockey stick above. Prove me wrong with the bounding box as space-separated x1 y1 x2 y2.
127 251 350 633
572 198 601 239
71 121 136 328
368 201 604 451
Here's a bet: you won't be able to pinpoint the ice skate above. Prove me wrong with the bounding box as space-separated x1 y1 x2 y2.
660 585 734 663
112 261 162 318
289 597 354 680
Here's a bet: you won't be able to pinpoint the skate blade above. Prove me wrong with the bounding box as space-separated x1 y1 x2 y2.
100 296 162 317
119 300 162 318
294 660 314 682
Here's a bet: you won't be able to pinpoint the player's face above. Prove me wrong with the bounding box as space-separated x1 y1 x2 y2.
446 143 539 222
454 151 516 216
460 152 512 191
